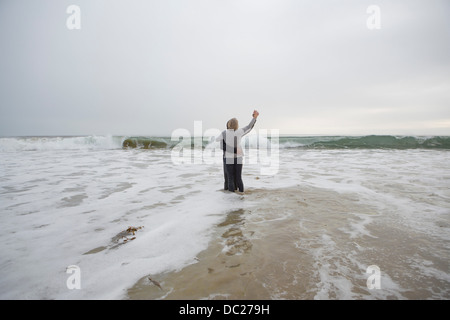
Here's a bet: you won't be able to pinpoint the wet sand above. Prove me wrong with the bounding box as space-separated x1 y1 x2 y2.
127 185 449 300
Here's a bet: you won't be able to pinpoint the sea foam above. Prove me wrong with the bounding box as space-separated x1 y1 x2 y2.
0 140 449 299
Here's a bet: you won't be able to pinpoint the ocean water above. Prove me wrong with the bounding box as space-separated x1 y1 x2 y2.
0 135 449 299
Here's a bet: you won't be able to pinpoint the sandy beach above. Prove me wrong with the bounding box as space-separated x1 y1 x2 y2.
128 185 449 300
0 137 449 299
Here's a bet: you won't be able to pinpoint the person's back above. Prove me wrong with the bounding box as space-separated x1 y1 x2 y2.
216 110 259 192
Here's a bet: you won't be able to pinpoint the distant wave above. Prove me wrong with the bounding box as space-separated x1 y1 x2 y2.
1 135 449 152
0 136 124 151
278 135 450 150
120 135 450 150
122 137 177 149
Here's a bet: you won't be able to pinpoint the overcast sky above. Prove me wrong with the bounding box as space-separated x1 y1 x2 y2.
0 0 449 136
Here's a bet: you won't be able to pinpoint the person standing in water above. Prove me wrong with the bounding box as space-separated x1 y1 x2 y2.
216 110 259 192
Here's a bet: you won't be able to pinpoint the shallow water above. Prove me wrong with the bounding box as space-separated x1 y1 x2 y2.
0 146 449 299
128 185 450 300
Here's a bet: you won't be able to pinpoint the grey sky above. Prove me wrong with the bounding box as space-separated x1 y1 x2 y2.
0 0 449 136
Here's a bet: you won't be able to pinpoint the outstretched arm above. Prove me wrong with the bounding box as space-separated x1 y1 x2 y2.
241 110 259 136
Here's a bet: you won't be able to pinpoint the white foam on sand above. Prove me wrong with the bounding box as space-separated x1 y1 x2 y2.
1 146 449 300
0 149 242 299
246 149 450 299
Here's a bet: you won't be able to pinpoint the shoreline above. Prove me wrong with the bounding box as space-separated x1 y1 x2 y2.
126 185 447 300
1 148 448 300
126 185 449 300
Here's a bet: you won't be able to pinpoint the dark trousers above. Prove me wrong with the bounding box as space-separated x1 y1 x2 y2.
223 157 244 192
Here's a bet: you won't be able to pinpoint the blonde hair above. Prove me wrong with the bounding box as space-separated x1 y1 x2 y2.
227 118 239 130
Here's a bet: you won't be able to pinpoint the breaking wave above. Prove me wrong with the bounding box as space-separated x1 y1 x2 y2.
0 135 449 152
280 135 450 150
0 136 124 152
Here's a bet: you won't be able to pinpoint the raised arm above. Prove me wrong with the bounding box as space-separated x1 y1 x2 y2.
241 110 259 136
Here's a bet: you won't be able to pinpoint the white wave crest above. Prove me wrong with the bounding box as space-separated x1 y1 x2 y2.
0 136 123 152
